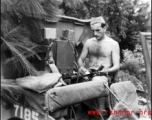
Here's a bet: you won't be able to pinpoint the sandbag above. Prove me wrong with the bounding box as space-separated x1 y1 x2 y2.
16 73 62 93
45 80 109 112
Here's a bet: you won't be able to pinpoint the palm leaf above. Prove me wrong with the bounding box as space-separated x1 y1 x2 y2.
15 0 61 20
1 0 62 101
3 26 37 47
1 19 16 37
1 0 64 76
1 78 25 104
1 0 60 21
21 18 43 43
1 21 41 65
3 44 41 65
1 0 62 77
1 35 39 76
40 0 61 21
1 0 16 14
15 0 47 19
1 25 40 59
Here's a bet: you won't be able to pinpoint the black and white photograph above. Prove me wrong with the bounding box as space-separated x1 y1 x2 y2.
1 0 151 120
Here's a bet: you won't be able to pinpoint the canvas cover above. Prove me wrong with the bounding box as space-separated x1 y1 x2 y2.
45 80 109 112
110 81 139 113
23 89 67 119
108 101 138 120
108 81 140 120
16 73 62 93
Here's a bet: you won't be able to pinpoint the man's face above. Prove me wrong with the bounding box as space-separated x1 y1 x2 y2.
91 23 106 40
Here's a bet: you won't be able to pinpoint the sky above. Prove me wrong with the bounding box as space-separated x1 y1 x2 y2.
143 0 151 3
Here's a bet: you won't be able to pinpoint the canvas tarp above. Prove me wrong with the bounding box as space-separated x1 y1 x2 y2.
108 81 139 120
45 79 109 112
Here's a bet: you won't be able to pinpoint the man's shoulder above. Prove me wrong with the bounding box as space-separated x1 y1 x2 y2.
107 37 119 46
84 38 95 45
86 37 96 42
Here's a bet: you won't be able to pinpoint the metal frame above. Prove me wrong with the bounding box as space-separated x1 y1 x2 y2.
139 32 151 107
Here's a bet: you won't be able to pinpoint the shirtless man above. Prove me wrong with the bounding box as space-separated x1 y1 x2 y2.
78 16 120 118
78 16 120 79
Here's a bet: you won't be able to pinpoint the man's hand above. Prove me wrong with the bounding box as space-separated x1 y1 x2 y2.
100 68 109 75
79 67 88 74
46 57 55 65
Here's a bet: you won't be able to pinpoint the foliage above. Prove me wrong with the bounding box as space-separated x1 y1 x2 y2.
122 44 145 67
1 0 62 103
117 44 146 91
120 44 144 79
121 60 140 77
1 78 25 102
1 0 61 77
60 0 105 19
118 44 145 91
117 70 144 91
60 0 151 53
61 0 84 9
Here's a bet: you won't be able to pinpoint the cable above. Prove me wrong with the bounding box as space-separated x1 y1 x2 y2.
71 106 77 120
74 62 80 83
68 40 80 83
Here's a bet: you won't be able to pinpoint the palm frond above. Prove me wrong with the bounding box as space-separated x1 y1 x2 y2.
1 0 16 14
3 26 37 47
1 25 40 60
3 44 41 65
1 78 24 103
1 36 39 76
40 0 61 21
15 0 47 19
1 19 16 37
1 0 61 78
22 18 43 43
1 0 60 21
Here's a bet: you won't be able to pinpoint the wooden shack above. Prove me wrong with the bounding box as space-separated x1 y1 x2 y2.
40 15 92 45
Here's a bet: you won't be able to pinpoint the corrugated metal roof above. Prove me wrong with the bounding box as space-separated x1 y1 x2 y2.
45 15 91 23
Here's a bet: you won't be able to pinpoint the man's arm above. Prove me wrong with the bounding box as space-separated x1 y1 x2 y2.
78 41 89 67
103 42 120 74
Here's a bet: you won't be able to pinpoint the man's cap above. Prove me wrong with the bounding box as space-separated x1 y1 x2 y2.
90 16 106 25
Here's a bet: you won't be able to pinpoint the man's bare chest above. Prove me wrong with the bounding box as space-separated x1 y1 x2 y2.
88 42 112 58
